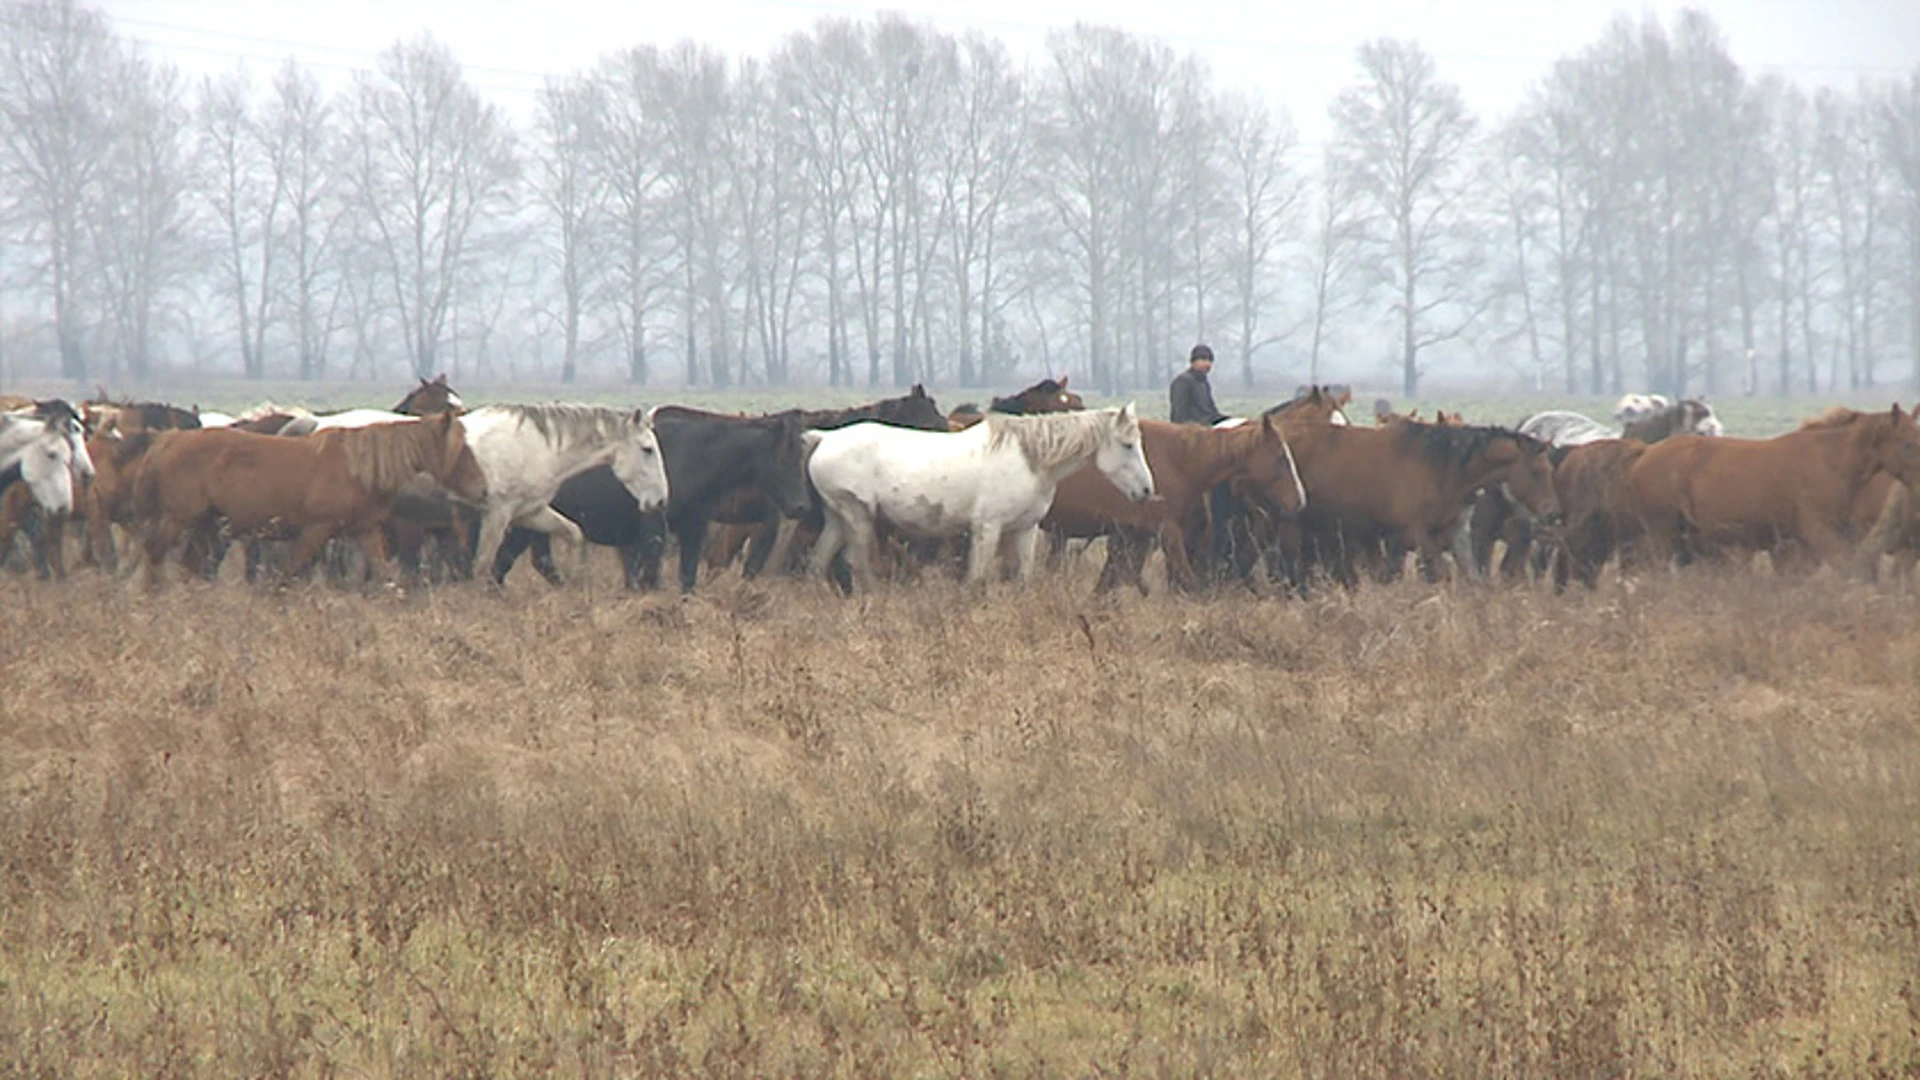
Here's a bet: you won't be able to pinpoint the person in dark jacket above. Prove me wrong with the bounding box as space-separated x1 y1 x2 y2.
1169 344 1227 426
1169 344 1234 584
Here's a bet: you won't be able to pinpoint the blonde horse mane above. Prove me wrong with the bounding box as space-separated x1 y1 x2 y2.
329 417 458 495
1799 406 1866 431
984 408 1131 472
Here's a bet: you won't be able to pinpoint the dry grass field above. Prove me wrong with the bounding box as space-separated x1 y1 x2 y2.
3 557 1919 1077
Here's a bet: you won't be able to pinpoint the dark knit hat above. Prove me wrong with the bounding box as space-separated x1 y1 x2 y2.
1190 344 1214 363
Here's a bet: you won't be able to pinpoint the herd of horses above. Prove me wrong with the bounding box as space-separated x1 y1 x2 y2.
6 375 1920 598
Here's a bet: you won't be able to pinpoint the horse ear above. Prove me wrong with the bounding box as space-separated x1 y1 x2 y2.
911 383 926 397
1058 375 1069 388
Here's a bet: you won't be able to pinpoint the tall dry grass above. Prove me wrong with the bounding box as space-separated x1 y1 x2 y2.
2 560 1917 1077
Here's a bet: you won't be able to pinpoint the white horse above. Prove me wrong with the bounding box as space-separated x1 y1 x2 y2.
1613 393 1670 424
1517 410 1620 447
0 409 82 518
456 403 670 579
1 400 94 490
804 404 1156 591
293 408 413 434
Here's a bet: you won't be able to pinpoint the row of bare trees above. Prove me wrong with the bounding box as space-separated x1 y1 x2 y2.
2 0 1917 395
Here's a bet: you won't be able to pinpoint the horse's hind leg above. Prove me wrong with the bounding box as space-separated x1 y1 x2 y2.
741 519 782 578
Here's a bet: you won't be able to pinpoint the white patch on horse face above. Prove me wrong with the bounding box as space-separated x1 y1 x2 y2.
1281 429 1306 512
445 392 465 411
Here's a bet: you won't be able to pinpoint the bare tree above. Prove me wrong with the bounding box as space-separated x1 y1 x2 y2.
197 67 287 379
1884 71 1920 387
652 41 733 386
1299 157 1369 383
940 33 1027 388
532 74 603 384
349 35 518 379
92 48 194 380
0 0 120 379
1037 25 1151 393
1329 38 1485 396
1218 92 1301 388
269 59 344 381
1766 79 1824 394
592 46 672 386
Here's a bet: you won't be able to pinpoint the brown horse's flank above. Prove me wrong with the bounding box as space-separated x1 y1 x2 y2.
1621 405 1920 574
1045 418 1296 593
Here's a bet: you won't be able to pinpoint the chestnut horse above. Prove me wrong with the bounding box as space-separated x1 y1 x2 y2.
1267 419 1559 589
134 414 488 587
1044 415 1305 594
1621 404 1920 575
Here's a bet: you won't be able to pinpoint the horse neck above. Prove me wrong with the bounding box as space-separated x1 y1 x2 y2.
1178 424 1260 489
1444 439 1525 498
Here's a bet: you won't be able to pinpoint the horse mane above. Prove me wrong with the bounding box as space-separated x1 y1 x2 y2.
237 402 312 423
1798 406 1865 431
1394 419 1537 468
87 397 199 430
483 403 643 452
329 418 457 495
984 409 1127 471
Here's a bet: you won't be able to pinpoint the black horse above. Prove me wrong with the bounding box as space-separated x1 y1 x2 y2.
493 407 814 592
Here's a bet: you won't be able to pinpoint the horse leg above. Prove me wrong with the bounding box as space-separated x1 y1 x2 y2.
619 545 649 591
675 516 710 594
1044 527 1070 571
966 521 1002 588
490 526 549 587
807 515 847 584
143 517 184 589
281 525 337 583
1158 521 1203 594
741 518 782 578
517 506 586 586
843 515 880 593
355 525 394 587
473 508 513 587
1006 524 1042 583
39 512 68 582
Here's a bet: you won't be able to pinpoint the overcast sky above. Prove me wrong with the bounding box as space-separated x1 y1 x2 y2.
103 0 1920 145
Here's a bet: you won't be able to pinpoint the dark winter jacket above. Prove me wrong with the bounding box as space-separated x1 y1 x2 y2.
1169 367 1226 426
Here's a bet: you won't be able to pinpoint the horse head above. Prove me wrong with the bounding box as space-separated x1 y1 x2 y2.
1093 403 1155 503
760 411 817 518
1240 414 1306 515
1870 404 1920 489
878 385 949 431
610 407 670 512
397 373 464 417
1492 431 1560 523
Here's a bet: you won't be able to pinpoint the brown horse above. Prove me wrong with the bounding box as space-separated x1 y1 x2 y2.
1044 416 1304 593
1621 404 1920 575
948 376 1083 430
134 414 487 587
1769 408 1920 579
1544 439 1650 590
1266 419 1559 589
